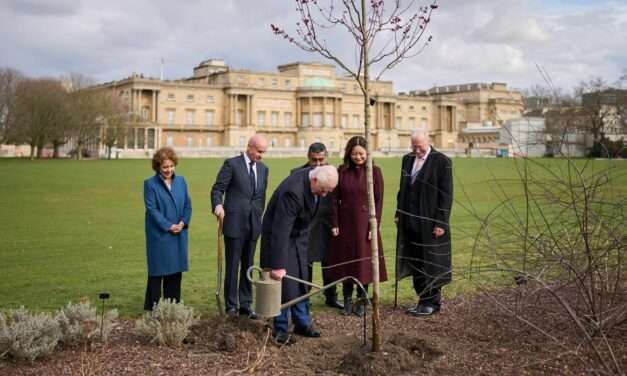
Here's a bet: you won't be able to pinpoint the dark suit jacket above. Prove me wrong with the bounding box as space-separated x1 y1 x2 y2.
290 165 332 263
395 148 453 286
260 169 318 302
211 153 268 240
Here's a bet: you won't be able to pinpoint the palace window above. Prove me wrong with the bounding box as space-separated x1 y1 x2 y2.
395 117 402 129
186 110 194 126
147 129 156 149
326 113 333 127
206 95 215 104
186 94 194 103
258 111 266 127
206 110 214 127
352 114 360 128
206 136 213 146
341 115 348 128
313 113 323 128
187 135 193 147
271 111 279 127
166 136 173 146
301 113 310 127
167 110 175 125
409 117 416 128
167 93 175 101
284 112 293 127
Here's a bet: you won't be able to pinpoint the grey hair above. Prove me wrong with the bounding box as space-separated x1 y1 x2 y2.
311 165 338 188
411 129 430 141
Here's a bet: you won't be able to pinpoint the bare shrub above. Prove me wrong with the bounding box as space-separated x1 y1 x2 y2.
0 307 61 361
468 158 626 374
135 298 196 348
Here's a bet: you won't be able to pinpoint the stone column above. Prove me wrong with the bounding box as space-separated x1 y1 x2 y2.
295 98 300 128
321 96 326 127
152 90 157 123
308 97 312 127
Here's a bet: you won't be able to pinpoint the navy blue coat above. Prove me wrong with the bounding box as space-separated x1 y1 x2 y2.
260 169 318 302
144 173 192 277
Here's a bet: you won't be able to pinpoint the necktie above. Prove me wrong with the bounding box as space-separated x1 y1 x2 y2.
249 161 256 193
411 157 425 184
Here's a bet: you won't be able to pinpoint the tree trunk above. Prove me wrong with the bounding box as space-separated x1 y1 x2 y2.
52 141 61 158
76 143 82 160
29 143 36 160
361 0 381 353
36 141 44 159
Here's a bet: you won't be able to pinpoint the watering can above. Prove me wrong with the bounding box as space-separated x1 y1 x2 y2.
246 265 368 318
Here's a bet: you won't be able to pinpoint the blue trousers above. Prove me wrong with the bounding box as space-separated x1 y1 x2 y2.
273 299 311 334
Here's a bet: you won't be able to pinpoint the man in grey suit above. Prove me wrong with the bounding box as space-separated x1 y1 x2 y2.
260 165 339 345
291 143 342 310
211 134 269 318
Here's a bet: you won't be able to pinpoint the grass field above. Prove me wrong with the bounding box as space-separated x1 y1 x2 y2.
0 156 625 316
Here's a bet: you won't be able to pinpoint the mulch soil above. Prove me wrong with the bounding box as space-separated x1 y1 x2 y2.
1 288 625 375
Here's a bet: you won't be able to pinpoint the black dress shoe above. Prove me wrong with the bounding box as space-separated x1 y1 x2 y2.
239 307 258 320
409 304 440 317
405 304 420 315
274 331 293 345
226 308 238 316
325 297 344 310
293 325 321 338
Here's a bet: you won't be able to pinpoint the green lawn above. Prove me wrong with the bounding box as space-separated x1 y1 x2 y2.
0 157 625 316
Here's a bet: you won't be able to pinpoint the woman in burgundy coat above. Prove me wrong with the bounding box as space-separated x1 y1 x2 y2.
328 136 387 316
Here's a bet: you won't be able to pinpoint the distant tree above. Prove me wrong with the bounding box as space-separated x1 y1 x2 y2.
271 0 438 351
63 74 103 160
0 67 23 145
576 77 627 157
100 94 131 160
13 78 68 159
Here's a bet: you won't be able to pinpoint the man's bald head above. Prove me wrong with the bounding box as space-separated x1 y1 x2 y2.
246 134 268 162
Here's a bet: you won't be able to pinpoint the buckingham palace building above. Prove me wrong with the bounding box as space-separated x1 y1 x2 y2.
92 59 524 157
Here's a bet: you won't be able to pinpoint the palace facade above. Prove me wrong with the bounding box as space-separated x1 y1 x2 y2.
93 59 524 157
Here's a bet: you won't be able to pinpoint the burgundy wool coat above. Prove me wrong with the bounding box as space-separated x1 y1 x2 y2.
327 164 388 285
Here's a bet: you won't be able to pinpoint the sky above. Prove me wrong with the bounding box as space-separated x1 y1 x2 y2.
1 0 626 94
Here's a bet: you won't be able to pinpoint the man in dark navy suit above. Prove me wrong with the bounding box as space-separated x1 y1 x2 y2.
211 134 269 318
260 165 339 345
291 143 342 310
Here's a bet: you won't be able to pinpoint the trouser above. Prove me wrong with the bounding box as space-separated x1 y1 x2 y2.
273 299 311 334
144 272 182 310
413 276 441 307
224 234 257 312
308 261 338 300
342 282 369 299
403 226 443 307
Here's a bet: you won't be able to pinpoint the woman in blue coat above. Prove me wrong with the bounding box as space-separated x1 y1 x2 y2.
143 147 192 310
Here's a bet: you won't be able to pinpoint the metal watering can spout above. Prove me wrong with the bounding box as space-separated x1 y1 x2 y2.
246 266 369 319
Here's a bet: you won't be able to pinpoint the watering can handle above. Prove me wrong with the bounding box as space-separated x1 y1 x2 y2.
246 265 321 289
246 265 263 283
